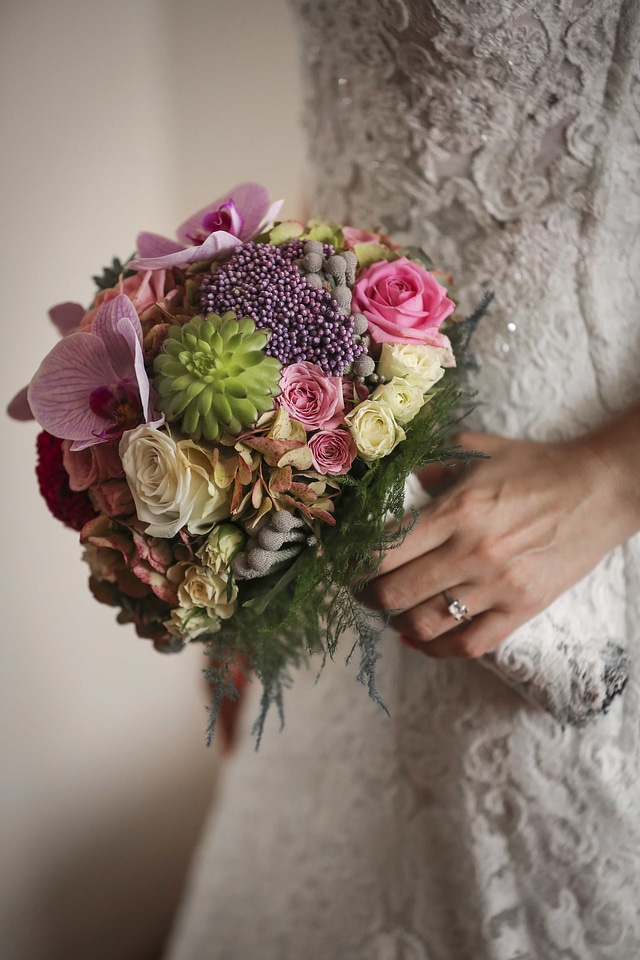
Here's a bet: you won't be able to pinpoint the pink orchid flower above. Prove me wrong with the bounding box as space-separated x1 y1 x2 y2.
27 294 162 450
7 302 85 421
130 182 283 272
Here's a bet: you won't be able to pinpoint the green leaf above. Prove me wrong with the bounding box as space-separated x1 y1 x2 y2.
268 220 305 245
396 246 434 271
197 386 213 416
92 255 136 293
231 398 258 425
304 219 344 248
353 242 394 269
242 551 308 614
223 379 248 400
211 392 232 424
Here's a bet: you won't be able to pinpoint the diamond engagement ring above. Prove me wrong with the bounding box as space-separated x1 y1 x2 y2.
444 591 472 623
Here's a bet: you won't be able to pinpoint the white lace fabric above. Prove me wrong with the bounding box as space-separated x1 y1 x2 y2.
165 2 640 957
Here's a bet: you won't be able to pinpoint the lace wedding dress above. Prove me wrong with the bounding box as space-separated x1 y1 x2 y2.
165 2 640 957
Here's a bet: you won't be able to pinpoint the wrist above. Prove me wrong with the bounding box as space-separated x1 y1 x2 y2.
572 401 640 543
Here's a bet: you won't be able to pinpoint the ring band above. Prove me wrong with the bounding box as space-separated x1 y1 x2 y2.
444 591 472 623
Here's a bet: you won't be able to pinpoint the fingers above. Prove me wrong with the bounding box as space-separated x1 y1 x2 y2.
376 502 456 577
413 431 489 495
363 430 539 659
410 609 521 659
453 430 502 454
414 461 460 496
361 540 464 612
390 582 490 643
377 433 498 578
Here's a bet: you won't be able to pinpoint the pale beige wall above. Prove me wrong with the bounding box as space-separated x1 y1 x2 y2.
0 1 304 957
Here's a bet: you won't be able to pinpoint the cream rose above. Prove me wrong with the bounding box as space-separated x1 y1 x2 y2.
164 605 222 643
120 427 231 538
171 562 237 619
371 377 425 424
377 342 448 392
179 441 231 535
197 524 245 575
346 400 406 461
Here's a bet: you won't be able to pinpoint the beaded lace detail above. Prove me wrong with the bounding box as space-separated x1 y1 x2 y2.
165 3 640 958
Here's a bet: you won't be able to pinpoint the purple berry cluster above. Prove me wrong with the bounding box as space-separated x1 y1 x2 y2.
199 241 366 376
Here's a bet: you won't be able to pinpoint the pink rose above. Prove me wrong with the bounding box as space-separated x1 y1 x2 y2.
351 257 455 347
278 362 344 430
309 429 356 476
78 271 173 332
62 439 125 491
342 227 383 249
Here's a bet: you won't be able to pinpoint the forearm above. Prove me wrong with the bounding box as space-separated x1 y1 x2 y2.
574 400 640 545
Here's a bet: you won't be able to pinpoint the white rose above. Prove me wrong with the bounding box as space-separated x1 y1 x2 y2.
164 605 222 643
377 342 447 392
346 399 406 461
197 524 245 575
170 562 237 619
120 427 231 538
120 426 196 538
371 377 425 424
433 342 455 368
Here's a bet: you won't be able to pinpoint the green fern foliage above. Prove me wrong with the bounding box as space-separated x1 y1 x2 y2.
204 304 491 746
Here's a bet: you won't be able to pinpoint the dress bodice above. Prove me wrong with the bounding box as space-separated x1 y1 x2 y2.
292 0 640 436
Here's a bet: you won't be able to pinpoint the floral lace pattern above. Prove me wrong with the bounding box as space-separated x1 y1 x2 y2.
166 2 640 958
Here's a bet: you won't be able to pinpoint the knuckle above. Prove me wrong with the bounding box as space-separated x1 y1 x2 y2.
501 566 544 613
473 535 503 568
453 487 491 526
453 490 476 523
372 579 404 613
502 563 529 597
521 586 545 614
452 634 485 659
411 610 441 644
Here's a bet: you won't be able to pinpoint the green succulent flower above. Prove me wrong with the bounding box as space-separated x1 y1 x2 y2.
154 312 281 441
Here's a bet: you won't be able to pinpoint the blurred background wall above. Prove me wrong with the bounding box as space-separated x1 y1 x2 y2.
0 1 304 957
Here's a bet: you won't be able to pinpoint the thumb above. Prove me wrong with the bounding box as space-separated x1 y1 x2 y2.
414 460 461 495
415 431 492 494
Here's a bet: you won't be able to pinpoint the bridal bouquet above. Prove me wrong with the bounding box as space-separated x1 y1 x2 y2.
9 183 476 743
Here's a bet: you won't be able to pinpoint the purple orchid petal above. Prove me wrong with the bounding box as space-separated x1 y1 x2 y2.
129 230 241 271
28 333 119 442
200 200 244 240
8 303 87 422
89 381 142 435
93 295 142 380
7 385 34 421
49 302 85 336
255 198 284 236
136 231 183 258
176 182 276 245
185 230 243 261
27 291 158 449
129 320 150 420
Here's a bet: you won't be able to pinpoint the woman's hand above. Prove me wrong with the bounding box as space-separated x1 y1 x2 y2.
361 413 640 659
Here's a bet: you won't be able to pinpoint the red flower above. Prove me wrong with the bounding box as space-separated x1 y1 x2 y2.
35 431 97 531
